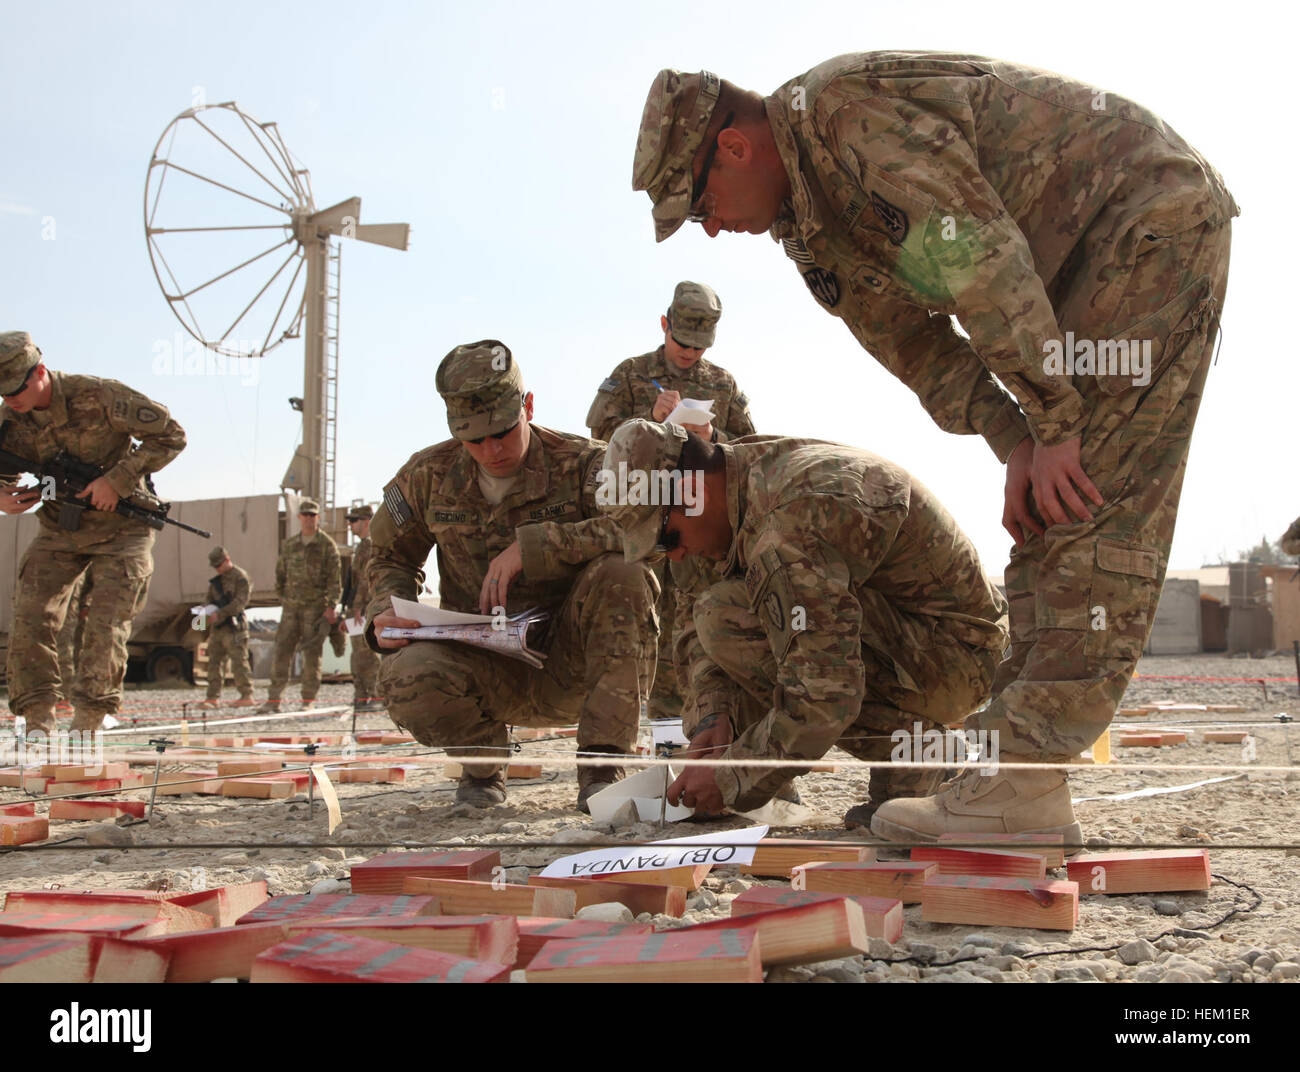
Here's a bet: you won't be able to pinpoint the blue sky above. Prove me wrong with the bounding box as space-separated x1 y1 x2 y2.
0 0 1290 575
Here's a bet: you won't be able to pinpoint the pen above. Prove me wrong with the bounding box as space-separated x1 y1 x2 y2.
650 378 665 392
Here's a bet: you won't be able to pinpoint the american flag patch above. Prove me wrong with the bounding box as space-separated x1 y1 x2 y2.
781 237 814 265
383 481 413 528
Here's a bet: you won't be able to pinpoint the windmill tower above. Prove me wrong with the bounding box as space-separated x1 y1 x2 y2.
143 101 409 518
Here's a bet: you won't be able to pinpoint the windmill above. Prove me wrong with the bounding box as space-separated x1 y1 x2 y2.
142 101 409 517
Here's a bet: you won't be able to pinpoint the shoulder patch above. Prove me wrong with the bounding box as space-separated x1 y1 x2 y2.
870 191 909 245
735 392 749 410
135 405 160 424
112 399 129 420
802 267 841 308
598 377 620 393
383 481 414 528
745 548 799 662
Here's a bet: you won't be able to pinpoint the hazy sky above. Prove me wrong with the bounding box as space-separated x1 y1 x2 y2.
1 0 1290 578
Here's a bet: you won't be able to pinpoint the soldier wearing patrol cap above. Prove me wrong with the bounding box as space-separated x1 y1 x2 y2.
631 55 1237 844
342 503 383 713
0 331 188 737
200 546 254 708
587 280 755 726
366 340 659 811
600 419 1009 827
259 497 341 712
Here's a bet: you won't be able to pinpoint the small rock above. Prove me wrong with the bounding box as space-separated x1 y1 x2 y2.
549 829 606 845
325 847 348 860
1243 947 1266 965
635 912 653 924
1176 825 1201 838
498 821 526 834
811 968 861 983
1085 835 1111 848
1153 899 1181 916
1170 928 1211 940
1118 939 1157 965
93 852 114 864
1271 962 1300 980
1001 941 1032 957
503 867 530 885
961 933 1000 949
1253 955 1276 974
690 888 719 910
306 861 330 877
402 804 421 816
309 878 347 895
1134 965 1164 982
392 817 417 830
1055 961 1105 981
766 966 815 983
85 824 133 847
219 853 246 865
1162 970 1195 983
575 902 634 923
867 937 895 959
248 868 272 883
986 956 1025 971
509 969 526 983
927 970 990 984
909 942 938 964
1155 937 1178 952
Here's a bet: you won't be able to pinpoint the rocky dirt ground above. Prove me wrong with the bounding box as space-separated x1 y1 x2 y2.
2 651 1298 984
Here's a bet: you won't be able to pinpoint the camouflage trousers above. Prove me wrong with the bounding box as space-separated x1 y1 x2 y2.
267 605 331 703
381 553 659 778
56 571 90 703
350 633 380 701
205 624 253 701
692 578 999 811
7 525 154 724
647 560 682 720
976 218 1232 759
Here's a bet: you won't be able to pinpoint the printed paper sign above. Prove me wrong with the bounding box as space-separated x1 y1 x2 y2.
539 825 769 880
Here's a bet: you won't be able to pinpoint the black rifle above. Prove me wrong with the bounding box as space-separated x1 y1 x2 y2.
0 423 210 537
209 579 245 630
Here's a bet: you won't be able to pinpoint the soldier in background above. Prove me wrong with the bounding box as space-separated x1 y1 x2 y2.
587 281 754 724
0 331 187 736
259 498 340 712
1281 517 1300 557
199 546 254 708
601 420 1009 825
55 572 91 713
342 504 383 713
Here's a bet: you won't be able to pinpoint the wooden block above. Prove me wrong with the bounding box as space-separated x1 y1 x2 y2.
336 766 406 784
236 893 440 926
351 850 500 895
1066 850 1211 895
354 732 415 745
401 877 575 919
685 897 873 967
134 921 290 982
45 777 132 796
0 933 96 982
216 759 284 776
155 770 225 795
43 762 131 781
921 875 1078 931
514 918 653 970
1119 734 1165 747
0 801 37 817
0 816 48 845
92 937 171 983
168 882 269 927
795 861 938 905
0 911 170 939
739 838 875 878
911 846 1047 879
589 863 712 891
728 888 904 942
1205 705 1246 714
1156 732 1188 746
220 777 295 799
1 891 214 934
442 761 545 780
250 931 509 983
48 799 146 822
1203 731 1250 744
287 915 518 965
525 927 761 983
937 833 1066 868
528 876 686 917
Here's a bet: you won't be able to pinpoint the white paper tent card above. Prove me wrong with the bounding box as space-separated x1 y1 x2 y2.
583 763 694 824
540 824 770 880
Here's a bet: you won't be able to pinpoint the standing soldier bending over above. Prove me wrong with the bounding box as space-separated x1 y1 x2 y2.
200 545 254 708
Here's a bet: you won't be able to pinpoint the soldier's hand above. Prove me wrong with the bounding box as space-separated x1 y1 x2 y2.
0 482 42 515
1031 437 1103 526
76 476 120 512
679 420 713 441
667 715 732 814
372 610 423 650
1002 437 1044 546
651 390 681 422
479 541 524 615
323 606 338 624
353 610 364 627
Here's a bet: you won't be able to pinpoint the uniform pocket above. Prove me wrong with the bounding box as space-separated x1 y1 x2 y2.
1086 538 1159 660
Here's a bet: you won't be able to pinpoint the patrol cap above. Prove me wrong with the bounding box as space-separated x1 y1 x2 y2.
346 504 373 521
208 545 228 567
0 331 41 396
298 498 320 515
632 69 721 242
435 340 525 441
667 281 722 348
599 419 688 563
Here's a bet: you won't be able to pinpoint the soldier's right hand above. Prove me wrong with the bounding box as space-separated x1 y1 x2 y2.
651 390 681 422
0 482 42 515
371 610 423 650
1002 437 1044 546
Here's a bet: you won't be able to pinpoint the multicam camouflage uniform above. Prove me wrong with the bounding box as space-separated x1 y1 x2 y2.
343 521 380 703
0 334 187 733
367 342 659 783
633 54 1237 762
55 571 91 705
267 519 341 704
204 550 253 702
1281 518 1300 558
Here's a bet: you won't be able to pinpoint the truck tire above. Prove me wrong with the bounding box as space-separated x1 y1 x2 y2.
145 646 194 684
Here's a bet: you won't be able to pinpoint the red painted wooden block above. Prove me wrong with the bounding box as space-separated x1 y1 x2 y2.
44 778 129 796
1 891 214 933
1066 850 1211 895
739 838 875 877
336 766 406 784
0 816 48 845
350 850 500 895
911 846 1048 879
134 921 290 982
794 861 938 904
43 762 131 782
0 801 36 817
92 937 171 983
921 875 1079 931
400 878 575 919
48 799 147 822
1118 734 1165 747
168 882 269 927
514 918 653 970
528 876 686 917
0 911 168 940
354 732 414 745
525 927 762 983
937 832 1067 868
685 898 874 967
0 933 97 982
728 888 904 943
250 931 510 982
236 893 441 926
588 863 712 890
288 914 518 966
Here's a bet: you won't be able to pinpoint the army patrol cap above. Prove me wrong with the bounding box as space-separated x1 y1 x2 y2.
208 545 229 567
0 331 41 396
346 504 373 521
600 419 688 563
632 69 721 242
436 340 526 441
299 498 320 515
667 281 722 348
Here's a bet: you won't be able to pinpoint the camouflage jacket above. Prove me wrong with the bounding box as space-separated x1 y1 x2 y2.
207 564 251 631
765 52 1239 459
275 531 341 610
586 346 755 443
685 436 1008 807
344 536 374 616
0 371 187 535
366 424 622 629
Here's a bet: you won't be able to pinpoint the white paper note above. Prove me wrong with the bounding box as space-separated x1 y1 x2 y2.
390 595 494 626
539 824 769 879
584 763 694 824
343 617 366 636
664 398 715 427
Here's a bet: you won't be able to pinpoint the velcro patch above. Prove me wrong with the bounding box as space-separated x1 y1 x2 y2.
383 482 413 528
801 267 840 308
135 406 160 424
111 399 128 419
528 501 574 522
735 392 749 410
745 549 799 661
870 191 909 245
598 377 620 393
429 510 472 525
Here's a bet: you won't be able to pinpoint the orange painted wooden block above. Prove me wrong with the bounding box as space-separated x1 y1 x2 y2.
134 921 291 982
0 816 48 845
794 861 938 905
354 731 415 745
525 927 762 983
92 937 171 983
401 877 576 919
911 846 1047 879
528 876 686 917
0 911 169 940
514 918 653 970
728 888 904 943
43 762 131 781
0 768 48 789
937 832 1066 868
250 931 510 982
216 759 284 776
1066 850 1211 895
921 875 1079 931
236 893 440 926
589 863 712 891
351 850 501 894
739 838 875 877
156 770 225 795
336 766 406 784
1156 732 1188 745
1203 731 1250 744
1119 734 1165 747
168 882 269 927
0 801 36 817
288 914 518 965
685 897 874 967
2 891 215 933
220 776 295 799
48 799 147 822
44 778 131 796
0 933 97 982
442 761 544 780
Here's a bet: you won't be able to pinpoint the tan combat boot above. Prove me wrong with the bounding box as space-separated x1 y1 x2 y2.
843 762 947 831
69 709 105 733
869 763 1082 846
257 699 281 714
456 770 507 808
576 746 627 814
21 703 58 738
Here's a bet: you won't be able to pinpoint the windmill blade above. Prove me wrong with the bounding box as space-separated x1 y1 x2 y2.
308 196 362 236
353 222 410 251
